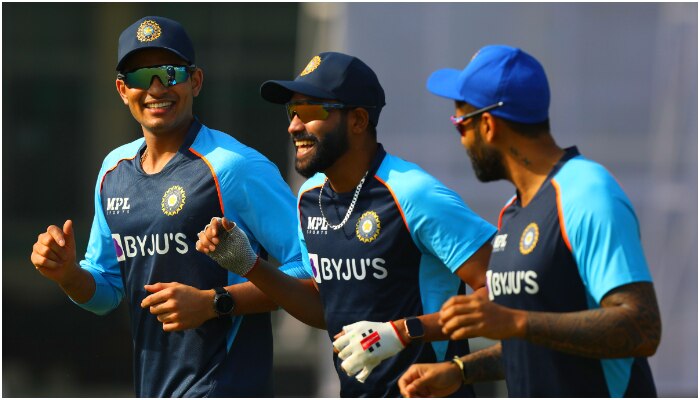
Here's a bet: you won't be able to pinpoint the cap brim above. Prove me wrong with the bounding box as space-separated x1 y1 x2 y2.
260 80 337 104
426 68 465 101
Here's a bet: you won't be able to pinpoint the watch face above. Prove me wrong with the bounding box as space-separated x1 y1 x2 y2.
406 317 425 338
215 294 234 314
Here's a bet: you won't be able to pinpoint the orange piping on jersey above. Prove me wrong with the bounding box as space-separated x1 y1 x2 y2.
497 196 517 231
298 183 324 228
373 175 410 233
100 155 137 193
189 148 225 215
551 179 573 252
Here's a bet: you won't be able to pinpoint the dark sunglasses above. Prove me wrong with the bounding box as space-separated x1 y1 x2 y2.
285 101 375 123
117 65 195 89
450 102 504 133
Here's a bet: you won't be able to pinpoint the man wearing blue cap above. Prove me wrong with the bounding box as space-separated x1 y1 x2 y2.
196 51 497 397
398 45 661 397
29 16 308 397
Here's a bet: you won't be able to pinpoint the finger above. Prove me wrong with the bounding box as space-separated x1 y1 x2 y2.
38 233 68 261
332 332 352 352
340 352 364 376
32 242 63 264
333 329 346 340
450 325 479 340
355 366 373 383
62 219 76 249
221 217 235 231
46 225 66 247
398 365 421 395
31 253 63 269
208 217 221 237
162 321 181 332
338 344 355 361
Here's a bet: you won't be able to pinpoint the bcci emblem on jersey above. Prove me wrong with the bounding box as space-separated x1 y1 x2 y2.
356 211 380 243
519 222 539 255
162 185 186 216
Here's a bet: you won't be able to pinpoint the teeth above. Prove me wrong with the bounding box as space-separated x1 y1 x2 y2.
295 140 315 147
146 102 172 109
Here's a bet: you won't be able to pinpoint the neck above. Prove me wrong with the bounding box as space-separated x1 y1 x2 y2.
325 142 378 193
504 137 564 207
141 119 193 174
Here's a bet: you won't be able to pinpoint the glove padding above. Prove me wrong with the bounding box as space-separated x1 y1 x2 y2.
332 320 406 383
203 218 258 276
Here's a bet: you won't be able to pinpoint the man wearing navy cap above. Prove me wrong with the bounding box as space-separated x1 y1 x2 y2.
398 45 661 397
196 51 497 397
30 16 308 397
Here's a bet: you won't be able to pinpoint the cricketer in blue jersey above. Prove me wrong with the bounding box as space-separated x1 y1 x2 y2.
399 45 661 398
197 52 496 397
30 16 306 397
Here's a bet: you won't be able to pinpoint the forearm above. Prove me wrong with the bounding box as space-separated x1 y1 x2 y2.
524 283 661 358
460 343 505 384
245 259 326 329
60 265 97 304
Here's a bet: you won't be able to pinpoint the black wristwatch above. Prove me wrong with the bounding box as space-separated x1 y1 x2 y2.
404 317 425 341
213 287 234 317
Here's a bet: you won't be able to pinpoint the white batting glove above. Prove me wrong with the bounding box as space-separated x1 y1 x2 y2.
203 218 259 276
332 320 407 383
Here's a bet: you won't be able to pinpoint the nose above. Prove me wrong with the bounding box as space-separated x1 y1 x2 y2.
288 115 305 136
147 75 169 95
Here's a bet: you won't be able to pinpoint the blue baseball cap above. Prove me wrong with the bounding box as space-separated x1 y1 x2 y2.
427 45 550 124
260 52 386 126
117 16 195 71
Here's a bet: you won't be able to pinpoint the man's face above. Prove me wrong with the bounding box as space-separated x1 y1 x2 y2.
455 106 507 182
288 94 349 178
116 48 202 136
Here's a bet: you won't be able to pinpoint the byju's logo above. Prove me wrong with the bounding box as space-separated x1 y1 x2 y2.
111 232 188 261
106 197 131 215
308 252 388 283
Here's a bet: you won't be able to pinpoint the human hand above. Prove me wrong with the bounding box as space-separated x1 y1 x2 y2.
141 282 216 331
439 294 526 340
30 220 80 285
332 320 406 383
196 217 258 276
398 361 463 398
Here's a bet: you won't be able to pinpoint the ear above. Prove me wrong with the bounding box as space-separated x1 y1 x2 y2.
116 79 129 105
480 112 498 144
190 68 204 97
348 107 370 135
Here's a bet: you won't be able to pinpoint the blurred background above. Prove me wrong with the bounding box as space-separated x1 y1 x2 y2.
2 2 697 397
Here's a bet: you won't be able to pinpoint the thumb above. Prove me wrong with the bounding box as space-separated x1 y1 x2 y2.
63 219 76 248
221 217 235 231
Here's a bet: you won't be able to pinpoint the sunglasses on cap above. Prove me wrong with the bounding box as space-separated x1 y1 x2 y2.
117 65 196 89
450 102 504 134
285 101 376 123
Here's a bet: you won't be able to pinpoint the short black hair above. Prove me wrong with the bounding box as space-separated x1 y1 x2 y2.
455 100 549 138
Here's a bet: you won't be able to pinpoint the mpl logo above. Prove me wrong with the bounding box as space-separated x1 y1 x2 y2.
106 197 131 215
307 216 328 235
492 234 508 252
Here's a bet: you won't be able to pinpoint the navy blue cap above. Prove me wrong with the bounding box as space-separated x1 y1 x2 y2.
260 52 386 126
427 45 550 124
117 16 195 71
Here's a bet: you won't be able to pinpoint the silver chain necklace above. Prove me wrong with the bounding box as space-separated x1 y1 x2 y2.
318 171 368 230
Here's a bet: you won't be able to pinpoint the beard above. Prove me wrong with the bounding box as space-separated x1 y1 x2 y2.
467 125 507 182
294 115 349 178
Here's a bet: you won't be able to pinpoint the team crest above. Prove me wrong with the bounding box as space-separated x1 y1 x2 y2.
519 222 539 255
137 20 162 42
300 56 321 76
356 211 380 243
161 185 186 216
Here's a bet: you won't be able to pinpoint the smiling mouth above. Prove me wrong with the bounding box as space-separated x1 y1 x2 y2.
145 101 173 109
294 139 316 157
